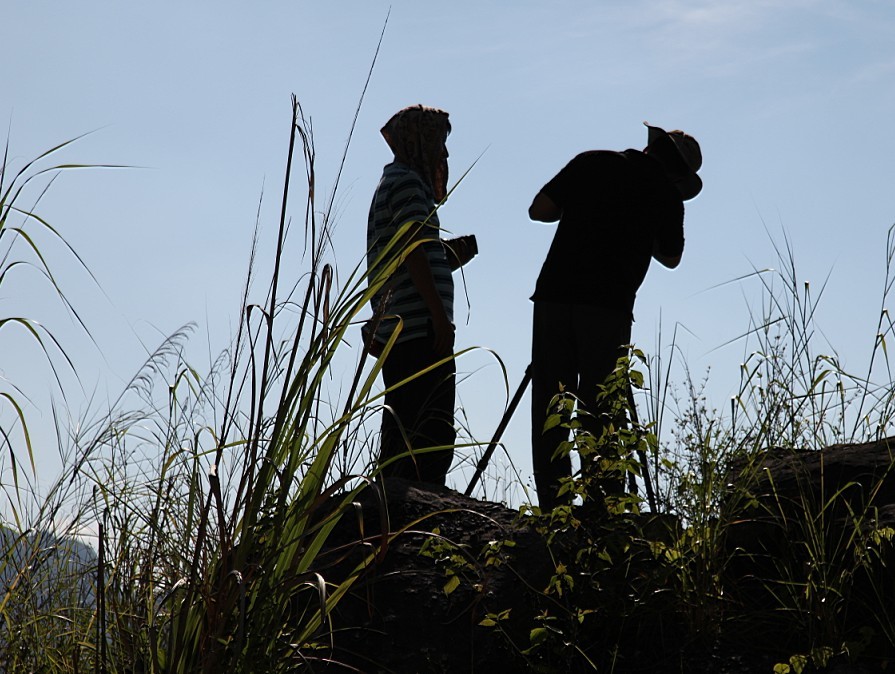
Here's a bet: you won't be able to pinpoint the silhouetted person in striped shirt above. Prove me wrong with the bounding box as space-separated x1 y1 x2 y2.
366 105 476 486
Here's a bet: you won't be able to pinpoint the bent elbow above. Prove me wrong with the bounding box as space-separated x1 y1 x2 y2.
528 192 562 222
654 253 682 269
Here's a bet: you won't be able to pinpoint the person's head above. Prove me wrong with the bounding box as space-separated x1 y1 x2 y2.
643 123 703 201
381 105 451 201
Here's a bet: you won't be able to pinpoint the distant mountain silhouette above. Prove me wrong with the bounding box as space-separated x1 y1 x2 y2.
1 524 97 608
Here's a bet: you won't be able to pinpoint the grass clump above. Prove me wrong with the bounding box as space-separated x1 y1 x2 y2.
0 94 413 671
649 227 895 669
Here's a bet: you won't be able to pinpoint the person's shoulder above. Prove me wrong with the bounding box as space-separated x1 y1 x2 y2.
384 161 422 181
567 149 629 169
384 162 426 191
570 149 625 162
557 150 628 179
577 149 624 158
621 148 661 171
377 162 415 190
623 150 682 203
622 149 673 181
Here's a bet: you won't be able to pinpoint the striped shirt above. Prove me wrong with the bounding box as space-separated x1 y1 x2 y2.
367 162 454 344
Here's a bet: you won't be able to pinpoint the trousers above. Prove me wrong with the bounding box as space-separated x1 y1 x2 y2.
530 300 632 509
378 336 456 486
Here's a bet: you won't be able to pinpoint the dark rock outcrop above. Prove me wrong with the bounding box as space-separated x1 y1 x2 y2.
722 437 895 670
741 437 895 523
724 436 895 559
322 478 553 673
314 438 895 673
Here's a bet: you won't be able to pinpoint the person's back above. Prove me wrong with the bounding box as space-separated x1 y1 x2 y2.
531 149 683 314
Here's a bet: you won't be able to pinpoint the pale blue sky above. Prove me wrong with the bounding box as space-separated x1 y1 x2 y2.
4 1 895 502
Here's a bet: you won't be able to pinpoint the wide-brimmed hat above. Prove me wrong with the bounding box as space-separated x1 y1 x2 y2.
645 123 703 200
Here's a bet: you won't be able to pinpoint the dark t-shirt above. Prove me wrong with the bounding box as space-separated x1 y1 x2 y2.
531 149 684 314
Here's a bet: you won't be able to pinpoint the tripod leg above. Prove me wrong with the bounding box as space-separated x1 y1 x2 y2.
464 365 532 496
627 383 657 511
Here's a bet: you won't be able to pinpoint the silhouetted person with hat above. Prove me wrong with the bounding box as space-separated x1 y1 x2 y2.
528 123 703 509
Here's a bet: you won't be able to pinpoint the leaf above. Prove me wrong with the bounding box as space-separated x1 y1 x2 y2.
443 574 461 596
543 413 563 432
478 609 511 627
529 627 549 647
790 653 809 674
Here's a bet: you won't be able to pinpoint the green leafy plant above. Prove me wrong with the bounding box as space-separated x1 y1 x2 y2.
503 355 686 673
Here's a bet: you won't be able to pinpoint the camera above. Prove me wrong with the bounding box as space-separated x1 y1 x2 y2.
446 234 478 261
457 234 478 257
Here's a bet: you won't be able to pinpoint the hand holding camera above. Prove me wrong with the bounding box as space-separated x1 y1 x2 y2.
444 234 478 270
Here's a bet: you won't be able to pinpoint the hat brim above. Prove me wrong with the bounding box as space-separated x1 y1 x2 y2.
645 123 669 147
677 172 703 201
644 122 703 200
